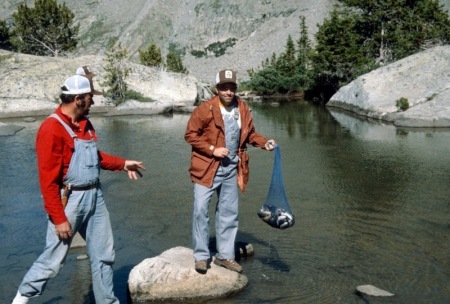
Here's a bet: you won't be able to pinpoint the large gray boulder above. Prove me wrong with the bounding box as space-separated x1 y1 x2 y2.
327 45 450 128
128 246 248 303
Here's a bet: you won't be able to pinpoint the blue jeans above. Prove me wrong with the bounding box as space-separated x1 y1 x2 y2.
193 165 239 262
18 188 118 304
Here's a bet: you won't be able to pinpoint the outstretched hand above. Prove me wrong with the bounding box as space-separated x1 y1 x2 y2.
124 160 145 180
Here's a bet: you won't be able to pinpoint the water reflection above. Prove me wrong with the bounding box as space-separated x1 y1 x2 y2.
1 100 449 303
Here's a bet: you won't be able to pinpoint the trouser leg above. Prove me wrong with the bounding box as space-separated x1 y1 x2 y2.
215 168 239 260
83 189 118 304
15 189 91 298
192 181 218 262
17 219 71 298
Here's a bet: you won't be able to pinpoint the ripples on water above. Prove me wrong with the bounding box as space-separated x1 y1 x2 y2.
1 101 449 303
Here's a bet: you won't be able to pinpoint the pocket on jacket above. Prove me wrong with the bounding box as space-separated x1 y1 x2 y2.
190 152 214 179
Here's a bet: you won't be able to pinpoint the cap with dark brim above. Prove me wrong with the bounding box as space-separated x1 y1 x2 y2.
216 69 237 85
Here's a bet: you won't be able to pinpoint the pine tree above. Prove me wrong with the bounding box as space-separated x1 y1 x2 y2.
139 43 163 68
166 50 188 74
10 0 79 56
103 41 131 103
0 19 11 50
341 0 450 61
311 9 375 100
310 0 450 100
276 35 296 76
296 15 314 90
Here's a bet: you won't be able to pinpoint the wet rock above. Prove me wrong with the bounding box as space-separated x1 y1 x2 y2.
70 233 86 248
0 123 24 136
356 284 394 297
128 246 248 303
76 254 88 260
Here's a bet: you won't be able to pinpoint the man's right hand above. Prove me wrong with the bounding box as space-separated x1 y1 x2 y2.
55 221 73 240
213 147 229 158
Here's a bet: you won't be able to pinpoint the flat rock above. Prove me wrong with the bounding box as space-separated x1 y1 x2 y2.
356 284 394 297
128 246 248 303
0 122 24 136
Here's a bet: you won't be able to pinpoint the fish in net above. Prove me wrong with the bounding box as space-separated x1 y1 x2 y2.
257 145 295 229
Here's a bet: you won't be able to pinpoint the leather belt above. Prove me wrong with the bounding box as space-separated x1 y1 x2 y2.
65 181 99 191
70 184 98 191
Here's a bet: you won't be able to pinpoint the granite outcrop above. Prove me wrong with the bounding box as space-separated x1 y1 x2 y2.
327 45 450 128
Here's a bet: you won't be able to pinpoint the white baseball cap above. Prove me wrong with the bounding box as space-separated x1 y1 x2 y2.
75 66 103 95
61 75 92 95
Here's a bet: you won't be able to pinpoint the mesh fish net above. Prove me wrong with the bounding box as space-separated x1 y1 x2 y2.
257 145 295 229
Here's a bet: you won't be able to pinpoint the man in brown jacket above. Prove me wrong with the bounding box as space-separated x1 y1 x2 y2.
185 69 275 274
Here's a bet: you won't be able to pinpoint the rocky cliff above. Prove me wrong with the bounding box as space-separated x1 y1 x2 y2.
2 1 450 83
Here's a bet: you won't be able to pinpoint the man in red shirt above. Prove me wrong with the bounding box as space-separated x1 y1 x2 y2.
12 74 145 304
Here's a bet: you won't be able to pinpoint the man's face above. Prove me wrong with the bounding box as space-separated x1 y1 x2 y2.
216 82 237 106
76 93 94 117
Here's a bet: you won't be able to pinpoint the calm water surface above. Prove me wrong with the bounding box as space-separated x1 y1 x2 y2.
1 100 449 303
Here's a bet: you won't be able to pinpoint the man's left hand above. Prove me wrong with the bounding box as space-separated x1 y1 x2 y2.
124 160 145 179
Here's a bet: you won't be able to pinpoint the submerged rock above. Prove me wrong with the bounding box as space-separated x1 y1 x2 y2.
0 123 24 136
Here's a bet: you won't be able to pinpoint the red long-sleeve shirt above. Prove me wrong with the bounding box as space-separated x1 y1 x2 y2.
36 106 125 225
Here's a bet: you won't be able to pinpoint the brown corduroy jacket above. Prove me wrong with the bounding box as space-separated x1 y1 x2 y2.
184 95 268 192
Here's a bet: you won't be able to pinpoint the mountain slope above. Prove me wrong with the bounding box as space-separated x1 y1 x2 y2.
1 0 449 83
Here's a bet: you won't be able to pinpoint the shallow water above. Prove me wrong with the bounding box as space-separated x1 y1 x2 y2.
1 100 449 303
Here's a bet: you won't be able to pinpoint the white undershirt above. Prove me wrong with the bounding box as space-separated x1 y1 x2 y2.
220 105 241 128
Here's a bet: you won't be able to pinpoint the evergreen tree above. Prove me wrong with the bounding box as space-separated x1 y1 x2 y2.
276 35 296 76
139 43 163 68
341 0 450 61
103 41 131 103
248 67 282 95
270 52 277 66
296 15 314 90
166 50 188 74
311 9 375 100
247 17 315 95
10 0 79 56
0 19 12 50
310 0 450 101
296 16 311 72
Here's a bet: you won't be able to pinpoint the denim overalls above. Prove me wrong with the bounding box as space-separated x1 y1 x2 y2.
18 114 119 304
193 105 241 261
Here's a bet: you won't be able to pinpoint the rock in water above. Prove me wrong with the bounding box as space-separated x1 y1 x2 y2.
356 285 394 297
128 246 248 302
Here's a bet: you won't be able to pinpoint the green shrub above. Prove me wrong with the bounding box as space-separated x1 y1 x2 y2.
102 41 131 104
139 43 163 68
124 89 155 103
396 97 409 111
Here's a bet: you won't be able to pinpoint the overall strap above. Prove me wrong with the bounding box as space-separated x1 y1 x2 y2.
49 113 77 138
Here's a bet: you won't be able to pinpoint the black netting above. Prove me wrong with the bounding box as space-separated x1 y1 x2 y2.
257 145 295 229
